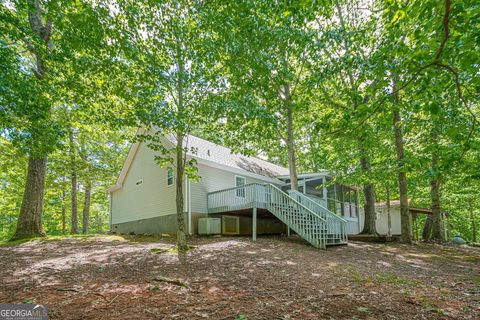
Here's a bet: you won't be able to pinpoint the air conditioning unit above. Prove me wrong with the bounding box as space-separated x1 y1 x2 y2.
222 215 240 235
198 218 221 235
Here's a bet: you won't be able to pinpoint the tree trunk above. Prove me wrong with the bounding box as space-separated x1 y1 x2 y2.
175 133 188 251
359 155 377 234
422 215 433 240
62 189 66 234
394 111 412 243
69 129 78 234
174 31 188 252
471 206 477 243
392 79 412 243
71 174 78 233
12 0 52 240
429 152 444 241
286 103 299 191
11 157 47 240
82 180 91 234
335 0 377 234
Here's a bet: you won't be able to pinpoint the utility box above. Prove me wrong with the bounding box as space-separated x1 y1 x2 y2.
198 218 221 235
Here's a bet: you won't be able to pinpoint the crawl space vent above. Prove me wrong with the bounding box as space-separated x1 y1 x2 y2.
222 216 240 235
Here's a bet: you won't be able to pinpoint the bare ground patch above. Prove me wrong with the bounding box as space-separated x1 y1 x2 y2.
0 235 479 319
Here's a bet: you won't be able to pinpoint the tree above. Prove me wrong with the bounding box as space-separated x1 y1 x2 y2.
1 0 125 239
69 126 78 234
7 0 53 239
118 0 224 251
392 78 412 243
211 0 330 191
309 0 384 234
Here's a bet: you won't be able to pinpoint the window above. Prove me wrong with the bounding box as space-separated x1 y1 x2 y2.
167 167 174 186
235 176 246 198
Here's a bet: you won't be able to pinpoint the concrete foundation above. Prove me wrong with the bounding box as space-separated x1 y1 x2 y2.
112 212 286 236
111 212 207 235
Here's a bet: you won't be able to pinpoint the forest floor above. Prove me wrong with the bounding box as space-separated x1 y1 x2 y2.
0 235 479 320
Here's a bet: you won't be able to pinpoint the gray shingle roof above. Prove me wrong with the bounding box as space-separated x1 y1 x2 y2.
169 134 289 178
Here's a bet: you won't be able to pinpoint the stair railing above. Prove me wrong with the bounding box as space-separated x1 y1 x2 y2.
263 184 327 249
207 183 330 248
288 189 348 244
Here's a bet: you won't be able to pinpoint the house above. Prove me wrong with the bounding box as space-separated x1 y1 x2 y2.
108 130 367 248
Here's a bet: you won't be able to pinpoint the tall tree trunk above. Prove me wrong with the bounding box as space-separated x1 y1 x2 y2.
62 189 66 234
11 158 47 240
471 205 477 243
82 180 91 234
174 30 188 252
335 0 377 233
71 174 78 233
175 134 188 251
392 79 412 243
393 111 411 243
280 81 299 191
422 215 433 240
69 129 78 234
429 152 444 241
12 0 52 240
359 153 377 235
286 103 298 191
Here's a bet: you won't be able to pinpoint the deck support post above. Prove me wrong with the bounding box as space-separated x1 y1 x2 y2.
252 207 257 241
287 226 290 237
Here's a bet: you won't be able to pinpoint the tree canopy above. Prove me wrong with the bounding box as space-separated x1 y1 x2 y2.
0 0 478 244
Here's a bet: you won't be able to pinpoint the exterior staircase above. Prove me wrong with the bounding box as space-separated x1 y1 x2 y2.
207 183 348 249
287 189 348 246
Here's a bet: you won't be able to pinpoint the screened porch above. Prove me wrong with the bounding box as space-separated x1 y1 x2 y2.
278 173 361 234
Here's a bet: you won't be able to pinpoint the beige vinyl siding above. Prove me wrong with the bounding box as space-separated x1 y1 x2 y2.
112 142 176 224
190 163 269 214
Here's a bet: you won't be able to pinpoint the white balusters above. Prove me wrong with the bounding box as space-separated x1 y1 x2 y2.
207 183 336 249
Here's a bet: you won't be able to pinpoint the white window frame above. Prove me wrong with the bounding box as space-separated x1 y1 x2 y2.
235 175 246 198
167 167 174 186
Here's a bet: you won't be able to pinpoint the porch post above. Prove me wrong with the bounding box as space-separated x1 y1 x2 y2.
252 207 257 241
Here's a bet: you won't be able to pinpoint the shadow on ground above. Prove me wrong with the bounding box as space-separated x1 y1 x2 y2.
0 235 479 319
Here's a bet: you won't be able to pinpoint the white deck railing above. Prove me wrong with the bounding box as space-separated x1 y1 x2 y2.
207 183 348 248
207 183 268 213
